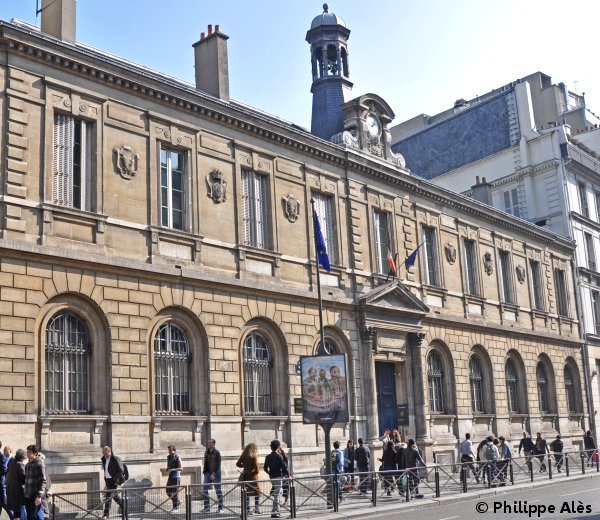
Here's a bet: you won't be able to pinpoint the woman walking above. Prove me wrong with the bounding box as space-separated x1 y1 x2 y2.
6 449 26 519
236 443 261 515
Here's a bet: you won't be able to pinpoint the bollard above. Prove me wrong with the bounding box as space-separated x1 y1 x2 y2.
332 476 339 513
50 497 56 520
548 455 552 480
462 465 467 493
371 471 377 507
581 453 586 475
529 457 534 482
435 466 440 498
509 460 514 485
240 486 247 520
565 453 570 477
487 464 492 489
122 490 128 520
596 451 599 473
289 481 297 519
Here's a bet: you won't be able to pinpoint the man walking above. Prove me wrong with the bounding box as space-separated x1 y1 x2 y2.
584 430 596 466
331 441 344 503
23 445 47 520
534 432 549 473
355 438 371 496
550 435 564 472
459 433 478 483
202 439 223 514
101 446 125 519
518 432 535 470
166 445 182 513
264 440 286 519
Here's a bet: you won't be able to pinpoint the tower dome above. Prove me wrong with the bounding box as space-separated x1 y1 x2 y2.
310 4 346 30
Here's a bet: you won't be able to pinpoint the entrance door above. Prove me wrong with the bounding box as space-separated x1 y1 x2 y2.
376 362 397 436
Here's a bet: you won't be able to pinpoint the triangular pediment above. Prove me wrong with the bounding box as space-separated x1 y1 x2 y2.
358 280 429 315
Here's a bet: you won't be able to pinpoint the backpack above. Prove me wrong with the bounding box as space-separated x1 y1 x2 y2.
485 443 497 461
502 444 512 459
122 463 129 482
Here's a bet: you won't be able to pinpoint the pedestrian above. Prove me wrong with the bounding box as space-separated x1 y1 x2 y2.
402 439 425 499
459 433 478 483
518 432 535 470
264 440 286 519
392 430 402 446
330 441 344 504
343 440 355 488
498 436 511 485
236 443 260 516
380 441 397 496
550 435 564 473
0 442 10 519
100 446 125 519
201 439 224 514
483 436 500 485
534 433 549 473
6 449 25 520
166 445 182 513
584 430 596 466
379 429 391 446
355 438 371 496
23 445 47 520
394 442 406 496
476 438 487 484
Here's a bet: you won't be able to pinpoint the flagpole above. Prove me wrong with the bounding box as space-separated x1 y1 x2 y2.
310 197 332 483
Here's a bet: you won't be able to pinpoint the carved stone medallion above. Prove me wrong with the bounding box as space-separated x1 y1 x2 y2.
444 243 457 265
516 265 526 284
206 169 227 203
483 252 494 275
113 145 140 180
282 194 300 223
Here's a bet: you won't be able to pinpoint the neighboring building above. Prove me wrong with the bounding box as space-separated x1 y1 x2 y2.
391 71 600 439
0 2 586 491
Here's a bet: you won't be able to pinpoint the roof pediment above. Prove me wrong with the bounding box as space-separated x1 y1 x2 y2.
358 280 429 315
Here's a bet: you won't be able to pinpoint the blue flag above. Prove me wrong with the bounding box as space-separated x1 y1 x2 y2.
404 244 422 269
313 210 331 272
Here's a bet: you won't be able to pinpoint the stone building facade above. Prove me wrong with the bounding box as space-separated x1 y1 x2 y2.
0 3 588 491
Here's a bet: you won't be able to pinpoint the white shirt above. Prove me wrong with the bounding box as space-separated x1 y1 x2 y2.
460 439 473 456
104 455 112 479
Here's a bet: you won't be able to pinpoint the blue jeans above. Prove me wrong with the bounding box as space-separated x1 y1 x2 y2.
202 473 223 510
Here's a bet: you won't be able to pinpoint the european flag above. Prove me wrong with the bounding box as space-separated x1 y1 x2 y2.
313 210 331 272
404 244 422 269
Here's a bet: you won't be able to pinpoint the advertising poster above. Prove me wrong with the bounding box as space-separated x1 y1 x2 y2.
300 354 349 424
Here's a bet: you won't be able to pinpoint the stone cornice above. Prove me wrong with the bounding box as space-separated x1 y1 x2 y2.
0 21 575 252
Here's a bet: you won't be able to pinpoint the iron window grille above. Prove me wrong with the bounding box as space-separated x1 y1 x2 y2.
243 332 273 415
505 359 520 413
427 351 444 413
154 323 191 414
536 363 550 413
469 357 484 413
160 148 186 230
53 114 92 211
316 339 337 355
45 313 90 414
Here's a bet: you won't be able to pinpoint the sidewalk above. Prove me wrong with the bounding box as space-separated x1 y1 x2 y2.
311 472 600 520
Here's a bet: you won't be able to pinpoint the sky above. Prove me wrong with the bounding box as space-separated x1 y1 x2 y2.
2 0 600 130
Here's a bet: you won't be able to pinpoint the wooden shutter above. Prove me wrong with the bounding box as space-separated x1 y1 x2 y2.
53 114 74 207
241 170 252 245
80 120 91 211
254 173 267 249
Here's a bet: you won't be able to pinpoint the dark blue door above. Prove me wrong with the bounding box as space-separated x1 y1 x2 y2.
376 362 397 436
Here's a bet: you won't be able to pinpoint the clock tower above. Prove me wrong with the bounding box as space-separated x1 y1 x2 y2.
306 4 353 141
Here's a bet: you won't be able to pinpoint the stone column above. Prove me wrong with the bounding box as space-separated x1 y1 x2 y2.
409 333 428 442
360 327 379 445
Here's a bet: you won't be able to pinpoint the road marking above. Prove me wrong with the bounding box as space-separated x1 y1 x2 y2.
560 487 600 497
438 517 460 520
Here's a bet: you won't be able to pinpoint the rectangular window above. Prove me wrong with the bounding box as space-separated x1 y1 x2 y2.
585 233 596 271
160 148 186 230
592 291 600 335
53 114 92 210
373 211 391 274
464 239 479 295
579 182 589 218
595 193 600 222
529 260 544 311
313 192 336 264
503 188 520 218
241 170 269 249
554 268 569 317
423 227 439 287
499 250 514 303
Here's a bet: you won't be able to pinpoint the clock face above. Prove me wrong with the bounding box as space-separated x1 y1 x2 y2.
366 113 381 137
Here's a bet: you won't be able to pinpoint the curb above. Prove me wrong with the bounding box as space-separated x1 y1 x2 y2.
304 471 600 520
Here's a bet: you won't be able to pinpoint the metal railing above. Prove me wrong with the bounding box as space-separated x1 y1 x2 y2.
48 449 600 519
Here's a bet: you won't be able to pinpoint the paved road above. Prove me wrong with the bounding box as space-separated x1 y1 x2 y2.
358 475 600 520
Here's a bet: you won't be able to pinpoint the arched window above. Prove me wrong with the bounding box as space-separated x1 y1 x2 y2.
564 365 576 413
243 332 273 415
316 339 338 356
470 357 484 413
537 362 549 413
427 351 444 413
154 322 190 414
45 312 90 413
505 359 520 413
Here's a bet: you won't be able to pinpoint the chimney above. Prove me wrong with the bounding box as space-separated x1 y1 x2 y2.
471 176 493 205
40 0 76 43
193 25 229 102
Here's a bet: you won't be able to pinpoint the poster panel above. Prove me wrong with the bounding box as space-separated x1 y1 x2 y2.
300 354 349 424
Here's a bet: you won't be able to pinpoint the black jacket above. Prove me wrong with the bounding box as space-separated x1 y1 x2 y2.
101 455 125 484
403 446 425 469
355 445 370 469
264 451 286 479
584 435 596 450
203 449 221 475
